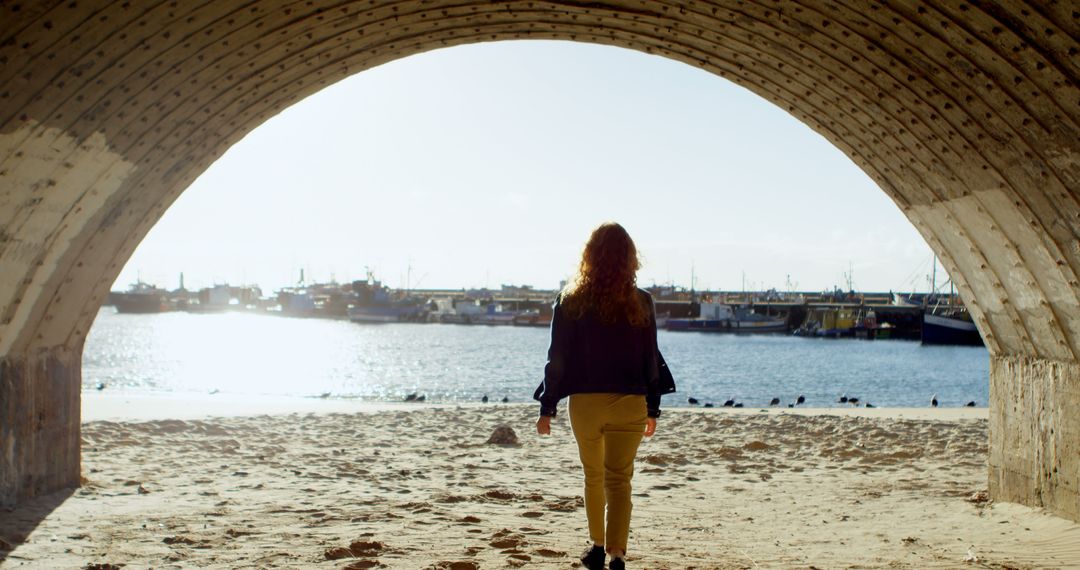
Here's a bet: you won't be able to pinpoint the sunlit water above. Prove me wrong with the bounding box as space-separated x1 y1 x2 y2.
83 308 989 408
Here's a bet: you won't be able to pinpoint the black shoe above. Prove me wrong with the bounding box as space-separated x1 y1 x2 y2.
580 545 605 570
609 556 626 570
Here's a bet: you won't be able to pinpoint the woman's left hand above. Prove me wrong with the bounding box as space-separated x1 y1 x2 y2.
536 415 552 435
644 417 657 437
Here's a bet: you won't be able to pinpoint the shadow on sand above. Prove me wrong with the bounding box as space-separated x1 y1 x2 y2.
0 488 75 562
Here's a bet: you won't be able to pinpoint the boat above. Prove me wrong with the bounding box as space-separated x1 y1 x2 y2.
512 310 552 327
427 298 485 324
795 306 862 338
277 287 316 317
186 284 233 312
667 301 787 333
474 303 520 325
920 264 984 345
731 305 788 333
109 281 169 313
348 304 426 323
346 274 427 323
921 311 984 346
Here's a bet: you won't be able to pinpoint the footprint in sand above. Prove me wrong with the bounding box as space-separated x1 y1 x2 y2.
325 540 390 561
162 535 202 546
434 561 479 570
489 529 527 549
342 561 383 569
543 497 582 512
743 441 771 452
324 547 353 560
482 489 517 501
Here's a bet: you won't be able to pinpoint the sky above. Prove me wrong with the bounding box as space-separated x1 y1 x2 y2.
116 40 944 295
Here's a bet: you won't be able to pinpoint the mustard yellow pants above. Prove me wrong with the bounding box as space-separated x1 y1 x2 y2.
568 393 648 554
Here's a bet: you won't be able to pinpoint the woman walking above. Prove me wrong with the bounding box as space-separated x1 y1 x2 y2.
534 222 676 570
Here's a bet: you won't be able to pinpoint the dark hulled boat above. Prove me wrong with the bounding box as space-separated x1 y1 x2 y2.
921 312 984 346
109 282 169 313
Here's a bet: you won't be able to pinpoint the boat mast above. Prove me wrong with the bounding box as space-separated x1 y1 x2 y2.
690 262 696 298
931 255 938 304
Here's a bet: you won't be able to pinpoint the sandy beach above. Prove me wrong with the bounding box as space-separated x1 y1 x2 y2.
2 397 1078 569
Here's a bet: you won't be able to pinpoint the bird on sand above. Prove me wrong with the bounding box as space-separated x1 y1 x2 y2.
865 402 875 408
404 392 418 402
796 394 806 405
848 397 860 405
965 401 976 407
415 394 426 402
501 396 509 403
688 397 700 405
95 382 106 391
769 397 781 406
722 398 736 407
838 394 848 404
931 394 939 407
733 402 744 408
481 395 489 403
703 402 715 408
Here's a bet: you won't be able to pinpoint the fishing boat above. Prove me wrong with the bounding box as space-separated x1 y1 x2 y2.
475 306 518 326
795 306 860 338
921 311 984 346
667 301 787 333
348 304 426 323
109 281 169 313
920 261 984 346
276 287 316 317
346 274 427 323
731 306 789 333
186 284 233 312
512 310 552 327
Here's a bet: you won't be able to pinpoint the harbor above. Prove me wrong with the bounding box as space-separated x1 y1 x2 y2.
108 274 982 346
84 304 989 409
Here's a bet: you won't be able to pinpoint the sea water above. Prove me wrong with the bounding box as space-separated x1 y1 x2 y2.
83 308 989 408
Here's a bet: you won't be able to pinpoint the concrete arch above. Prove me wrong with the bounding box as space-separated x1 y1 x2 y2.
1 2 1077 518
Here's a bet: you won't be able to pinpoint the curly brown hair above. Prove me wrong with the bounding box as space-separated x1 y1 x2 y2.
561 222 650 327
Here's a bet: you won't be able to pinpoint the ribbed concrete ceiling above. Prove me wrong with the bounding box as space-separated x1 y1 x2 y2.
1 1 1078 363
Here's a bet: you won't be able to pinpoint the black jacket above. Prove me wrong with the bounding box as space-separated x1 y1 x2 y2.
533 289 676 418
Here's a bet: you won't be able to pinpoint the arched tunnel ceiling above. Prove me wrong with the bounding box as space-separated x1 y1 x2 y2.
0 1 1078 361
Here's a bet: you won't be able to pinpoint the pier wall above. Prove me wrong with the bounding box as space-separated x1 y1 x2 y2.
991 357 1080 522
1 1 1078 519
0 348 81 508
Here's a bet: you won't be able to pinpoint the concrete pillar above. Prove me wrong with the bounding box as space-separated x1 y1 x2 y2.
990 356 1080 521
0 347 81 508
